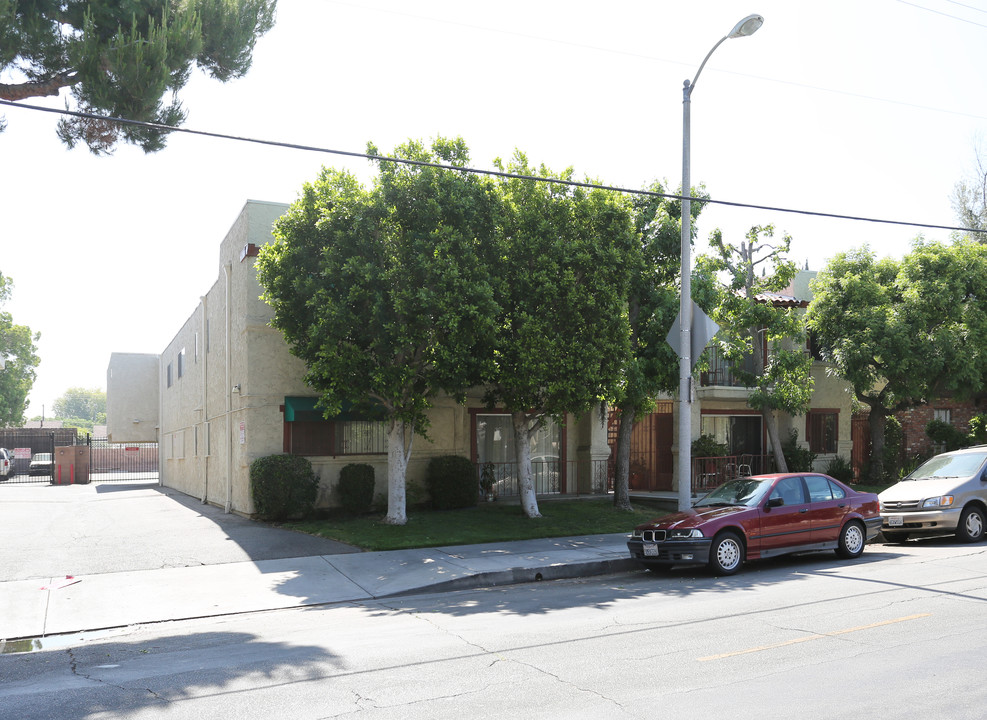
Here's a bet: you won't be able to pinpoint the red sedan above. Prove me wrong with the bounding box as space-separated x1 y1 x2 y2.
627 473 882 575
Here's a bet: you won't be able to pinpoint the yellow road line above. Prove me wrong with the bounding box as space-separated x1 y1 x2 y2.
698 613 932 662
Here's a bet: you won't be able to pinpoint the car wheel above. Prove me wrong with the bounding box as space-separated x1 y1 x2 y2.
956 505 986 543
836 521 866 559
882 531 910 544
708 531 744 575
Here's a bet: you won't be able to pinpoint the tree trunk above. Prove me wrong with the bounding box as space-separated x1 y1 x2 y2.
613 402 635 511
867 407 888 483
382 418 410 525
751 327 788 473
763 408 788 473
512 410 542 518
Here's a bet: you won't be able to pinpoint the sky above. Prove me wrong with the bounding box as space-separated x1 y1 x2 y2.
2 0 986 419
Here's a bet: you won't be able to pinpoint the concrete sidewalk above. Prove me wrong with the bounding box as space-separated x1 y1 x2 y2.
0 482 642 642
1 534 637 641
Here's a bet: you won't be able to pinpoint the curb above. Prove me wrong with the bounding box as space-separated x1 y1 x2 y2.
382 557 641 598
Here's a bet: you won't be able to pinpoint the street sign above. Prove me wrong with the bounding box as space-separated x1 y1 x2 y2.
666 301 720 370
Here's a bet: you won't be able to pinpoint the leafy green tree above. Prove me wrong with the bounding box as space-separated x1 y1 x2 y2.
951 145 987 237
806 240 987 481
257 138 499 525
610 181 692 511
52 387 106 431
0 0 276 153
0 273 40 427
701 225 814 473
483 153 637 518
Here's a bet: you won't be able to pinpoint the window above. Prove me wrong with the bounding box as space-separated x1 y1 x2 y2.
806 410 838 454
286 419 387 455
805 474 845 502
178 348 186 378
282 397 387 456
166 362 173 388
932 408 952 452
474 412 563 495
769 476 806 505
700 414 762 456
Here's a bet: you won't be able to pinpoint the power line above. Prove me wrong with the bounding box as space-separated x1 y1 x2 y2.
945 0 987 16
2 97 983 235
897 0 987 27
343 0 987 124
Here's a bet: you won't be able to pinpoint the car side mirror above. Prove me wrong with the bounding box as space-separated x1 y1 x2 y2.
766 497 784 509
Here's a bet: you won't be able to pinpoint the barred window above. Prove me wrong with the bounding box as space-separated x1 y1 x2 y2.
282 397 387 456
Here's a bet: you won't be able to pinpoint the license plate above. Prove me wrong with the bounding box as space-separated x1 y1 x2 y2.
643 543 660 557
887 515 903 527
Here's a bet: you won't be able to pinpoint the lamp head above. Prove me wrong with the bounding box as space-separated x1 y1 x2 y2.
728 14 764 39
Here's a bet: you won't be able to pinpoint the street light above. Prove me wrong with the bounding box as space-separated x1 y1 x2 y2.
677 14 763 512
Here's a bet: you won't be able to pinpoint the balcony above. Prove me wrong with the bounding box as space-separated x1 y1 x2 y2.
699 346 757 388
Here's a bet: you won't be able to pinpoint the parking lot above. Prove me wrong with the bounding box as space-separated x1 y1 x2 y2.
0 482 359 582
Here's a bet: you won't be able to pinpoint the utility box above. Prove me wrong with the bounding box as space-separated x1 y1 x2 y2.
54 446 91 485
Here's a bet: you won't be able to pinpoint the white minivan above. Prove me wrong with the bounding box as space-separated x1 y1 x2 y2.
879 446 987 543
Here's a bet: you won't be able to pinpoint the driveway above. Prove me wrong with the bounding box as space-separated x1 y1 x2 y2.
0 482 360 582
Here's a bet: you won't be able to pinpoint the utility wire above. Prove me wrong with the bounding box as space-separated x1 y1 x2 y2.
945 0 987 16
2 97 984 235
897 0 987 28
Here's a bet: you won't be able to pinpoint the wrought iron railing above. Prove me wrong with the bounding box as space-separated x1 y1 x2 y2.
691 454 774 495
475 459 610 498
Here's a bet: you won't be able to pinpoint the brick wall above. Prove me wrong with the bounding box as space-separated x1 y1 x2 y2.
897 400 980 456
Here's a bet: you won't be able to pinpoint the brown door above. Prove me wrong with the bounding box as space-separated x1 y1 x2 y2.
607 405 674 491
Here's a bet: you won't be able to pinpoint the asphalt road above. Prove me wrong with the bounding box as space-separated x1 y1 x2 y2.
3 534 985 719
0 482 358 581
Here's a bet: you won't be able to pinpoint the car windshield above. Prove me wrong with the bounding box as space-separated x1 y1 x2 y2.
33 454 51 461
694 478 773 507
906 452 987 480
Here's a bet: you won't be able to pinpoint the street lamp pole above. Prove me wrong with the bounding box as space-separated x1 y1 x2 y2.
677 14 763 512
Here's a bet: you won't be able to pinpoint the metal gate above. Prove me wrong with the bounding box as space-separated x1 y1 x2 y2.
0 432 158 485
88 437 159 482
0 429 60 484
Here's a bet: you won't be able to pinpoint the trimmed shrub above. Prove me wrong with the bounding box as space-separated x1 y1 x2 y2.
338 463 375 515
781 429 817 472
925 419 970 452
426 455 479 510
249 454 318 521
824 455 854 483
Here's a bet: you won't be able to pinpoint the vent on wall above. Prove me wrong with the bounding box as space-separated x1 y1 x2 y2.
240 243 260 262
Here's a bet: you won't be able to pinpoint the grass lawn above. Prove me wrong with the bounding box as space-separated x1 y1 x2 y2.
287 498 670 551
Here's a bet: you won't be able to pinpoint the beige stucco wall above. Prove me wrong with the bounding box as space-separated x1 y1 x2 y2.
106 352 159 443
153 200 616 516
159 200 296 514
686 268 854 477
